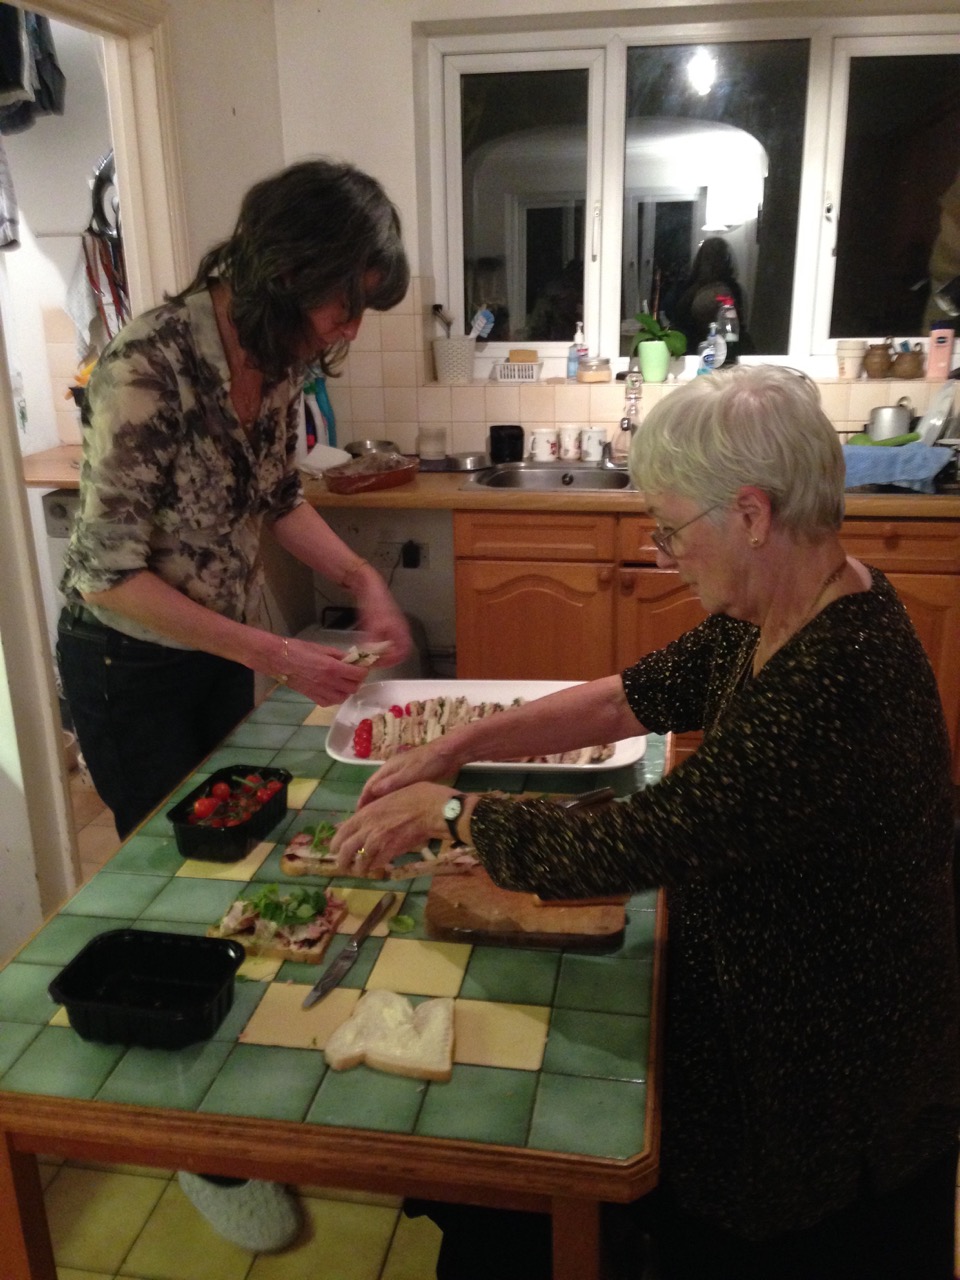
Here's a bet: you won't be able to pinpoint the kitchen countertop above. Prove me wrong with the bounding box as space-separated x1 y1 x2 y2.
0 686 666 1280
21 442 960 518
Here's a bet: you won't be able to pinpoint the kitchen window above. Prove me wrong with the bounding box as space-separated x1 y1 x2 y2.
429 16 960 366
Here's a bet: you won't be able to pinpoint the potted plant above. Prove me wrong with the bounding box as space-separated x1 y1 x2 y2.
631 312 686 383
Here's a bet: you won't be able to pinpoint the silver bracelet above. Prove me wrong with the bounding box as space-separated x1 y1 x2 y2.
275 635 290 686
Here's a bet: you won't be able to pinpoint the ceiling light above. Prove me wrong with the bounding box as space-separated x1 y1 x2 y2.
687 49 716 96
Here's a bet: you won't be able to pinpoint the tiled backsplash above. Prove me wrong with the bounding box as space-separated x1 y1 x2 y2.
325 278 947 457
48 278 947 452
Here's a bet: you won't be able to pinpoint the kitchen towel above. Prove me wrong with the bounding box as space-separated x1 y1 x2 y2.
842 441 952 493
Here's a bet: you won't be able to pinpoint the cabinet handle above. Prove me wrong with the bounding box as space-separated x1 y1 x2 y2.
880 523 899 543
598 566 613 586
619 568 637 593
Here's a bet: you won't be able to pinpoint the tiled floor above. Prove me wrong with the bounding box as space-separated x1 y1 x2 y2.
54 772 442 1280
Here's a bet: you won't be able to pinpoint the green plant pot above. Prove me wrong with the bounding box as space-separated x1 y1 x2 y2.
638 340 670 383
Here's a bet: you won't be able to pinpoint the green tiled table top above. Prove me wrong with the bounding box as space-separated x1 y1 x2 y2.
0 689 665 1164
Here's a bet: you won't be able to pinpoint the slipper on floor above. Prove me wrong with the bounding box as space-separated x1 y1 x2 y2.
177 1174 301 1253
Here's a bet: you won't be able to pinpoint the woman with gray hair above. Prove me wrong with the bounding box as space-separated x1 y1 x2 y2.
332 365 960 1279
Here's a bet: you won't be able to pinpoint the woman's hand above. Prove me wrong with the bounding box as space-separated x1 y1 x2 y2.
282 639 369 705
353 571 412 668
357 739 458 807
330 781 454 875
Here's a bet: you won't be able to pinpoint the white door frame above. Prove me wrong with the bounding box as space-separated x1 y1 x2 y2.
0 0 187 945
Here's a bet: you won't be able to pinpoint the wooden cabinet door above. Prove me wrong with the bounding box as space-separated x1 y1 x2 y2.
888 572 960 778
455 559 617 680
614 567 708 668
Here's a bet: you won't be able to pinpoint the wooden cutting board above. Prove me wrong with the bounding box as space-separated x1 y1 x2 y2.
425 866 627 950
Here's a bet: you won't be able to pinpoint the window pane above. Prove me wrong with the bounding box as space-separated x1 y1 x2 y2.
461 68 588 342
830 54 960 338
624 40 808 356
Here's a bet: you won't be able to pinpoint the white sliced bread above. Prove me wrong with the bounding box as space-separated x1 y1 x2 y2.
324 989 454 1081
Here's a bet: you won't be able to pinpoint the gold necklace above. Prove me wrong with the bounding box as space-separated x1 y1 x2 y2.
748 556 849 680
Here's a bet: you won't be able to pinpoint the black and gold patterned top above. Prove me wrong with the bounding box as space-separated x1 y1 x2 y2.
472 568 960 1239
61 288 304 647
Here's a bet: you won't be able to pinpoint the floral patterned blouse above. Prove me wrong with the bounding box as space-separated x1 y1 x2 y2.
472 569 960 1239
61 286 303 646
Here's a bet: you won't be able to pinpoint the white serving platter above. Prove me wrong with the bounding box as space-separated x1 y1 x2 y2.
325 680 646 771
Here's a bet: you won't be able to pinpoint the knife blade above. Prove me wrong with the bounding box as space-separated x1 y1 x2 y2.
301 891 397 1009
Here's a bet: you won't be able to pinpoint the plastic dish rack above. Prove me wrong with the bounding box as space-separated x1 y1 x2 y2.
494 361 542 383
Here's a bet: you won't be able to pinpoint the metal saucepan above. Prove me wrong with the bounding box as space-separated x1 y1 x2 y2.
867 397 914 441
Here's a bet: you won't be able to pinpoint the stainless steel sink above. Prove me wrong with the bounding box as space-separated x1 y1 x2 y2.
462 462 634 491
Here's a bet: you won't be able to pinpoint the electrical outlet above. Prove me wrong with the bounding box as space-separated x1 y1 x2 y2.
370 541 403 572
371 540 429 571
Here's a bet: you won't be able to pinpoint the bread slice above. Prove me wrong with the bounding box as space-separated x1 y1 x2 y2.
342 640 390 667
324 989 454 1081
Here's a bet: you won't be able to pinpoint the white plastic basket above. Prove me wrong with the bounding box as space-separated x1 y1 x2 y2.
433 337 476 384
494 361 542 383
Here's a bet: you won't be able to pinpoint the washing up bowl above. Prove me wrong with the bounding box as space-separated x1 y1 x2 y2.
462 462 634 491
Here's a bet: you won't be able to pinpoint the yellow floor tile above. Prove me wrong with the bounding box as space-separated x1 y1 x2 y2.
56 1269 114 1280
69 780 109 829
366 938 470 997
247 1196 398 1280
45 1166 165 1275
453 999 550 1071
120 1177 254 1280
75 823 122 868
239 981 361 1050
380 1208 443 1280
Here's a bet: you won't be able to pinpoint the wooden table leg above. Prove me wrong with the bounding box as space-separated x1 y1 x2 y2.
0 1133 57 1280
551 1195 601 1280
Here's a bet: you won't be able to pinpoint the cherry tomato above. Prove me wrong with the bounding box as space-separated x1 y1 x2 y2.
353 718 374 758
211 781 231 800
193 796 220 820
264 779 284 797
256 787 273 804
389 704 404 718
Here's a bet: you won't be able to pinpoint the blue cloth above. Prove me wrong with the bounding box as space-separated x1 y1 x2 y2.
842 442 952 494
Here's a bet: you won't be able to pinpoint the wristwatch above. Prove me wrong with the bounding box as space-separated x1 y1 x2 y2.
442 793 469 845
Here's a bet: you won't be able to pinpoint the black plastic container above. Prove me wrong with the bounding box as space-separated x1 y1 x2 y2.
49 929 245 1048
167 764 292 862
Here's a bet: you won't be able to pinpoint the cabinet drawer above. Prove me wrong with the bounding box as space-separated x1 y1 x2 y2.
454 512 617 561
617 515 657 563
841 520 960 573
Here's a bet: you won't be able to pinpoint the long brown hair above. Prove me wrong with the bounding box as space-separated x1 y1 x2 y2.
173 158 409 379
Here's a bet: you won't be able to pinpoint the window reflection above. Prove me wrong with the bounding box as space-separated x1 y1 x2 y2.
831 54 960 338
461 68 588 342
624 40 808 354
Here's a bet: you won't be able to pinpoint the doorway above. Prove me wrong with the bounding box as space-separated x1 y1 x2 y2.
0 0 185 954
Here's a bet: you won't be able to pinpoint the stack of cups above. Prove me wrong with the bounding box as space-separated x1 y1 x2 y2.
836 340 866 379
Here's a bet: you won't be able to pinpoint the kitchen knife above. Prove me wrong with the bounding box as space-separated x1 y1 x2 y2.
301 891 397 1009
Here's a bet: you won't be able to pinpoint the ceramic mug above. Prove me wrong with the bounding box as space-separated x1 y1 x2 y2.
530 428 559 461
489 424 524 463
836 340 866 380
558 424 582 461
581 428 607 462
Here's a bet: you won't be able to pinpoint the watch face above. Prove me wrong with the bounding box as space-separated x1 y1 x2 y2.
443 797 463 820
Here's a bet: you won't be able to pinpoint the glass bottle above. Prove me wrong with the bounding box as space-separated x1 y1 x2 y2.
612 372 641 462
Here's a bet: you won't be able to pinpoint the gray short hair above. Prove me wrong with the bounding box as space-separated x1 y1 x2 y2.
629 365 845 535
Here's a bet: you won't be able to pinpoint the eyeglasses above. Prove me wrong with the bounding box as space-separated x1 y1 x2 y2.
651 503 723 558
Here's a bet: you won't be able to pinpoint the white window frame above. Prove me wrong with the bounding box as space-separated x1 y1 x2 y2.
426 14 960 372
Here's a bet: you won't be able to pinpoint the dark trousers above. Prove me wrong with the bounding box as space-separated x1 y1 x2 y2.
57 606 254 839
407 1141 959 1280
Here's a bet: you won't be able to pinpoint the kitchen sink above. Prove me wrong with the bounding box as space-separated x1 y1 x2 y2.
462 462 634 491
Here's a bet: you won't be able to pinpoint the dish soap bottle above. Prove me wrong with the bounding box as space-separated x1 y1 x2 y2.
697 322 727 375
612 370 642 462
567 322 587 379
715 295 739 366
